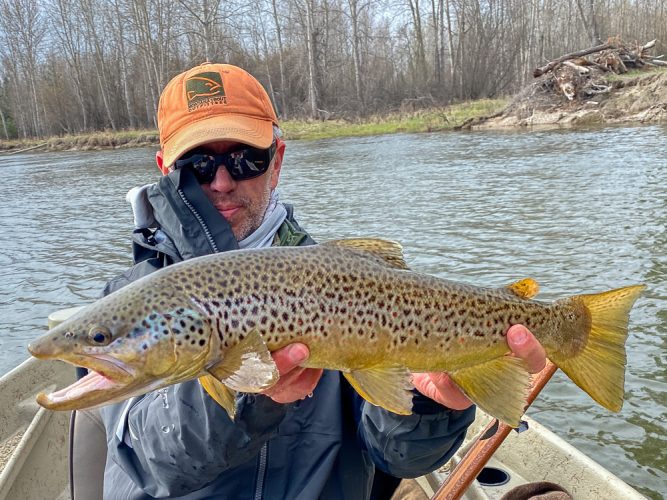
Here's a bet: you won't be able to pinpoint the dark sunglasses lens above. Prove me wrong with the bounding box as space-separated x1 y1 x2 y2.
176 144 276 183
190 156 218 183
224 148 273 180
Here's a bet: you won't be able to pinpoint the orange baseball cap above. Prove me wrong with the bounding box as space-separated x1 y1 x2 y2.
158 63 279 168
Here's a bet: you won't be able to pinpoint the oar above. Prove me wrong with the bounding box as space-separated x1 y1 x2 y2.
431 360 558 500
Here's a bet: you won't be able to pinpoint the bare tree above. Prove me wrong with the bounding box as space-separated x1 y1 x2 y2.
0 0 47 137
1 0 667 138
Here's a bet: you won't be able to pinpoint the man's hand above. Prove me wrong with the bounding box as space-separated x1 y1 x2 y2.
412 324 547 409
261 343 323 403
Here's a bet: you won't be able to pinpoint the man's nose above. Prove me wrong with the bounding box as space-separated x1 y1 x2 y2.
208 165 236 192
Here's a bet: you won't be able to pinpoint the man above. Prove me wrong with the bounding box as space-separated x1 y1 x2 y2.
93 63 546 499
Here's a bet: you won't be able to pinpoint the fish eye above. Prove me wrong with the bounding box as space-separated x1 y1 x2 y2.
87 326 112 346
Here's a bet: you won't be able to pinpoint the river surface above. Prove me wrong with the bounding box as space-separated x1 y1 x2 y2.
0 126 665 498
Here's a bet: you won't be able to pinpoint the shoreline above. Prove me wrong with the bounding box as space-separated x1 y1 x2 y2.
1 67 666 155
0 99 506 154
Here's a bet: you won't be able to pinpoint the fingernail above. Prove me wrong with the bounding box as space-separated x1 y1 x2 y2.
288 344 308 364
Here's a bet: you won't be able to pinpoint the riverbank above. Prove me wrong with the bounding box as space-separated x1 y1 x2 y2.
1 67 665 154
474 67 667 129
0 99 505 154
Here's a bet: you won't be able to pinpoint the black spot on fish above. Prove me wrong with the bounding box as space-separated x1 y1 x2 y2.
199 339 205 346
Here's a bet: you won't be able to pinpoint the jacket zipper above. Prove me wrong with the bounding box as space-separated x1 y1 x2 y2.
254 442 268 500
176 188 219 253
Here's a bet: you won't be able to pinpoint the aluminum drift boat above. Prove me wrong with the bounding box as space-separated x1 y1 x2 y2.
0 308 646 500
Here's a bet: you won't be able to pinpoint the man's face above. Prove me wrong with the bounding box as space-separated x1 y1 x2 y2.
182 140 283 241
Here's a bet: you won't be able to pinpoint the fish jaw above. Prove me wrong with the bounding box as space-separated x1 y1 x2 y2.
30 347 144 410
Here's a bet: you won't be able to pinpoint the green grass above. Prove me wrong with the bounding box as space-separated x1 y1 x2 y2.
605 66 667 82
281 99 507 140
0 100 508 152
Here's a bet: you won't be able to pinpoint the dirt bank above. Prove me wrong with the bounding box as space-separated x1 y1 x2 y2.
474 68 667 129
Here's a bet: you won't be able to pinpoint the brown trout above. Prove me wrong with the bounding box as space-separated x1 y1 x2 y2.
28 239 645 426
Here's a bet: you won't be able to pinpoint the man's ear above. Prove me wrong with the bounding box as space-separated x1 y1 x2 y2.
156 150 169 175
270 138 286 190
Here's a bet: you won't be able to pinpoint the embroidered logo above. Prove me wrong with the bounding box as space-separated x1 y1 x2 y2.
185 72 227 111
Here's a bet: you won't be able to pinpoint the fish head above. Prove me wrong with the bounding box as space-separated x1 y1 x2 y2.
28 296 215 411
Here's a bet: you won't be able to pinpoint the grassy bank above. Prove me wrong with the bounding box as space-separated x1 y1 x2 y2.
0 99 507 154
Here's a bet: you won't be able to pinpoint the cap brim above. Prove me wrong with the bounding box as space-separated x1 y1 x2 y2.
162 114 274 168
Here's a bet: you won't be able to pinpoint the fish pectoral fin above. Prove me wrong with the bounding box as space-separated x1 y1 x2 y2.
199 374 237 420
343 365 414 415
505 278 540 299
323 238 409 270
207 329 279 393
449 356 530 427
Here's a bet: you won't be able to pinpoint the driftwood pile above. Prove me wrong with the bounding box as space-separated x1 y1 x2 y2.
534 38 666 101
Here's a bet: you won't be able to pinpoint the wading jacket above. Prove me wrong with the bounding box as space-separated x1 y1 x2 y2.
98 168 476 499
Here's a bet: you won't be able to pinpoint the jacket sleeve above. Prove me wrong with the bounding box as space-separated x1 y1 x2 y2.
100 381 289 497
358 392 476 478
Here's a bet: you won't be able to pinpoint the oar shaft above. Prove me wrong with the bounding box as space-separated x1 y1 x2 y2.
431 360 558 500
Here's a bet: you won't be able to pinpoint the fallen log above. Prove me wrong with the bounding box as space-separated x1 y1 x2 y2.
533 43 614 77
3 143 48 155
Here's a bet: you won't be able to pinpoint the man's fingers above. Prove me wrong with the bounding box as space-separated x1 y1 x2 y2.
267 368 324 404
413 372 473 410
262 343 323 403
506 325 547 374
271 343 309 375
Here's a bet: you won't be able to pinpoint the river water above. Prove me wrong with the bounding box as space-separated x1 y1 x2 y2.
0 126 665 498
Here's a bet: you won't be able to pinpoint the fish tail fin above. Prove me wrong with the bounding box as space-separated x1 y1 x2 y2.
552 284 645 412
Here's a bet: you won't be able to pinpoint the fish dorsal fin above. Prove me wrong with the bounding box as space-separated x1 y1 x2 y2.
505 278 540 299
323 238 409 270
199 374 237 420
448 356 531 427
343 365 414 415
207 329 279 393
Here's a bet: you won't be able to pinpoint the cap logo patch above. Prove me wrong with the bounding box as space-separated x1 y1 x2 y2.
185 72 227 111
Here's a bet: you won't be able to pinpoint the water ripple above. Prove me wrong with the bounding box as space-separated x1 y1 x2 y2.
1 126 665 497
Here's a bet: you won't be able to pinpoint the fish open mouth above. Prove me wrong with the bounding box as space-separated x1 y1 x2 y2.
35 355 137 411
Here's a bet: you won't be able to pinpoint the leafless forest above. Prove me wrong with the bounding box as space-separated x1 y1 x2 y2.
0 0 665 139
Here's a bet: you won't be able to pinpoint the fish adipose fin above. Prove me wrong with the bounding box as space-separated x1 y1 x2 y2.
206 329 279 393
323 238 409 270
551 284 645 412
505 278 540 299
199 374 237 419
343 365 414 415
449 356 530 427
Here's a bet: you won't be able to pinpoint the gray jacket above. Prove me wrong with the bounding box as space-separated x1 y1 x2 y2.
99 168 475 499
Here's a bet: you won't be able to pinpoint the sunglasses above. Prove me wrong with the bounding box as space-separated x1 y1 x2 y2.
174 143 277 183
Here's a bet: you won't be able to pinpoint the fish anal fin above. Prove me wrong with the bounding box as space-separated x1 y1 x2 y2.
343 365 414 415
323 238 409 270
505 278 540 299
199 374 237 420
449 356 530 427
207 329 278 393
